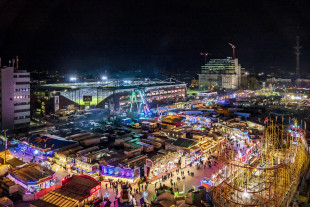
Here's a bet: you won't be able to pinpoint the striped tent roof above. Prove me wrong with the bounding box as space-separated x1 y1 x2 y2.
34 191 78 207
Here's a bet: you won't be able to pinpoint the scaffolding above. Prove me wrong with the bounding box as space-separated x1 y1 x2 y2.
211 119 310 206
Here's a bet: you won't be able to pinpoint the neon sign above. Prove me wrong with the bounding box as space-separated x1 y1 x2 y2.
90 185 101 195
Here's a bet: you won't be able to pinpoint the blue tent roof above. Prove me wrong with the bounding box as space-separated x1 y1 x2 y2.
27 134 78 151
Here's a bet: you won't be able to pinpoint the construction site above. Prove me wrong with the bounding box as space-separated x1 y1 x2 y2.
211 120 310 206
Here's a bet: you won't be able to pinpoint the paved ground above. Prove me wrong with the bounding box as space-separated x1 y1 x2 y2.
98 159 224 206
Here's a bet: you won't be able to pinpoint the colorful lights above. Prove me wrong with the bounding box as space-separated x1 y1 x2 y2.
104 191 111 198
243 191 250 198
102 165 136 179
142 191 148 198
90 185 101 195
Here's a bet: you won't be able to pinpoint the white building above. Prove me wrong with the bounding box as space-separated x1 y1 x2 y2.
0 59 30 130
199 57 246 90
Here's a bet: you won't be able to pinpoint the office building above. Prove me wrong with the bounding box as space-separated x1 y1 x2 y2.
199 57 246 90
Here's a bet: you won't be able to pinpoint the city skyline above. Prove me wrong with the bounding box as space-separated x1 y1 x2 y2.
0 1 310 74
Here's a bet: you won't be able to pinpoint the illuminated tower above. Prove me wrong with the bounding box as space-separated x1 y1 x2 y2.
294 36 302 76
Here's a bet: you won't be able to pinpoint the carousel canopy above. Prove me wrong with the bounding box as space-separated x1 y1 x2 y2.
161 115 184 123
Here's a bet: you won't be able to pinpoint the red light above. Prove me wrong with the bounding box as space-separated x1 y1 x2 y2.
62 178 65 181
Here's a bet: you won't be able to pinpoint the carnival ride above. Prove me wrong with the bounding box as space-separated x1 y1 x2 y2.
211 119 310 206
129 89 152 116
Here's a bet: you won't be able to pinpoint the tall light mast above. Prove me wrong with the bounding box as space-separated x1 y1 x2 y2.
228 43 236 59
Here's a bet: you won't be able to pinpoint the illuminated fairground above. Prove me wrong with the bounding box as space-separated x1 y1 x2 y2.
217 89 280 101
210 119 310 206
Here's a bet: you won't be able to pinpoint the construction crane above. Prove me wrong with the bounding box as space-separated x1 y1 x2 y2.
228 43 236 59
200 52 209 65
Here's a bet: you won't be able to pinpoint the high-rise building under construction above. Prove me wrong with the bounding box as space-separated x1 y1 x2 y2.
198 57 246 90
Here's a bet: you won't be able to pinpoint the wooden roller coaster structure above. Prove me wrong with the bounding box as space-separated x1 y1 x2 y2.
211 119 310 206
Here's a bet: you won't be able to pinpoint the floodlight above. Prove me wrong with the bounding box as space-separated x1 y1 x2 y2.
70 77 77 81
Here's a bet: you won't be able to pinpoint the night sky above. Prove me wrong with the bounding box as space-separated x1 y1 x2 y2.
0 0 310 75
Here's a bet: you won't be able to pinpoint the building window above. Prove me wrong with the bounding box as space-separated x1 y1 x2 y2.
15 82 30 85
18 75 30 78
14 102 30 106
14 109 30 113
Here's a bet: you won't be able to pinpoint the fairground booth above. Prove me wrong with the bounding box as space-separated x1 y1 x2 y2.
232 128 250 141
185 115 212 128
200 178 214 192
7 163 56 194
101 164 140 184
145 150 182 181
17 134 78 159
31 175 101 207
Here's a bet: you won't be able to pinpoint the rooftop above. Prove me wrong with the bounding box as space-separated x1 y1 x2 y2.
31 175 100 207
24 134 78 151
33 81 186 91
172 138 197 149
55 175 100 201
9 164 55 184
6 158 25 168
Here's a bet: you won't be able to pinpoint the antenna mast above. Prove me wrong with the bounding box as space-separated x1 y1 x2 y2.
294 36 302 76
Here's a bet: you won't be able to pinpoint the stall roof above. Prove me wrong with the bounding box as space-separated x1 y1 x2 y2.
31 199 59 207
9 163 54 183
172 138 197 148
6 158 25 168
31 175 99 207
54 175 100 201
25 134 78 151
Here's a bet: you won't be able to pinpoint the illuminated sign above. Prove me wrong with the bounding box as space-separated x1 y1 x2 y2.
90 185 101 195
83 96 92 102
